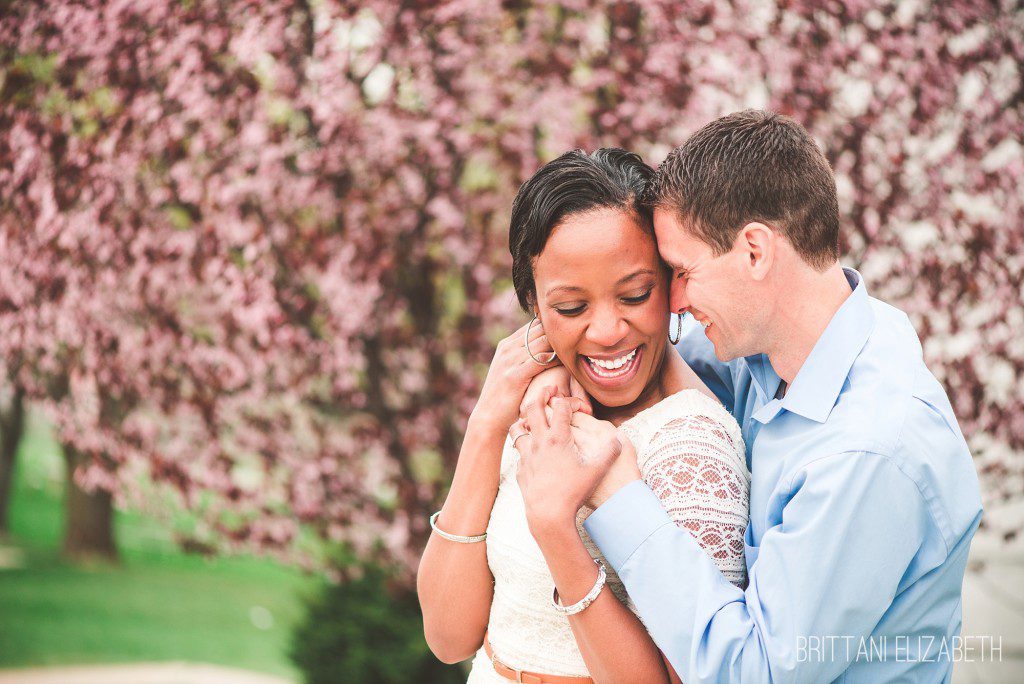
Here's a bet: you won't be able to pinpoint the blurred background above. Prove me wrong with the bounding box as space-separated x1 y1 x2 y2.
0 1 1021 682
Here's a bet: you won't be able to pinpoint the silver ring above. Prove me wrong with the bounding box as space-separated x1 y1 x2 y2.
510 430 529 450
524 316 556 365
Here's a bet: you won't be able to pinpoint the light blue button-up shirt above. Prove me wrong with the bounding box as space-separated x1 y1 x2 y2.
584 268 983 682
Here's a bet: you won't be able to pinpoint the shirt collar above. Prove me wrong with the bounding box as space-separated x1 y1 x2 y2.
773 267 875 423
743 353 782 407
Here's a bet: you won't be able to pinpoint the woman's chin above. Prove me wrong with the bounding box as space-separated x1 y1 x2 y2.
573 372 648 410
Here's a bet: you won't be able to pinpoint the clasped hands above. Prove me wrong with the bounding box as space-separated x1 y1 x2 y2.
511 379 641 541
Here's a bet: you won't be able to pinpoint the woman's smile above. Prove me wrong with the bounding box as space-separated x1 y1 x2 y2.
579 344 644 388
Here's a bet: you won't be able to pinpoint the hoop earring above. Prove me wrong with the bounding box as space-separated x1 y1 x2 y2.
524 316 557 365
668 312 682 345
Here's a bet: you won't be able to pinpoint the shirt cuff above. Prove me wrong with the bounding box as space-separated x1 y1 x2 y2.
583 479 673 572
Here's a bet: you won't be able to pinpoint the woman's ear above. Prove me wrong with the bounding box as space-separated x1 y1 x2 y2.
738 222 775 281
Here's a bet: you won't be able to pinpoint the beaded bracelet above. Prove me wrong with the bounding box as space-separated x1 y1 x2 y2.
429 511 487 543
552 559 607 616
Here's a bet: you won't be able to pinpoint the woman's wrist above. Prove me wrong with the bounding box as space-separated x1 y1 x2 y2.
467 406 513 436
527 509 581 550
460 413 511 469
441 417 507 528
534 530 604 607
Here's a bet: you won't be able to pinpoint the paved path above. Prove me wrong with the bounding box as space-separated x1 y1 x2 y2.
954 499 1024 683
0 663 295 684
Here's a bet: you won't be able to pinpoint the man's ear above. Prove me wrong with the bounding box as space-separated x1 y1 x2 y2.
737 222 775 281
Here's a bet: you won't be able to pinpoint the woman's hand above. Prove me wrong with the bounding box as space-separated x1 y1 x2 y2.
514 395 620 540
513 399 640 534
469 319 559 433
519 365 592 420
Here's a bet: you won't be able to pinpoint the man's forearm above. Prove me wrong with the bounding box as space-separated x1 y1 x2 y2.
584 456 931 683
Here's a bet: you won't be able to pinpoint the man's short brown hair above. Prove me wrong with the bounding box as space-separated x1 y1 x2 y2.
650 110 840 270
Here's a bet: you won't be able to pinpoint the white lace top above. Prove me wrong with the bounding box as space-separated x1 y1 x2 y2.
466 389 750 682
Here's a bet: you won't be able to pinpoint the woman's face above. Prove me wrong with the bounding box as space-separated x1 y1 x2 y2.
532 207 669 410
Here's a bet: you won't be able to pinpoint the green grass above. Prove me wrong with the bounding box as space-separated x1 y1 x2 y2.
0 414 322 680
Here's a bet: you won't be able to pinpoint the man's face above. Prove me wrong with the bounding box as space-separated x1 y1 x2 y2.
653 207 760 361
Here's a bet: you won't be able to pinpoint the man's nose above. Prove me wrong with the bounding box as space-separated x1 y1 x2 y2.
669 279 690 316
585 306 629 347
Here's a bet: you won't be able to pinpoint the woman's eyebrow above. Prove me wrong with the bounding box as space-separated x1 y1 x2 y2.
546 269 658 297
545 284 586 297
616 269 658 285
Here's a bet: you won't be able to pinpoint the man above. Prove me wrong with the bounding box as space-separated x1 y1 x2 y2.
519 110 983 682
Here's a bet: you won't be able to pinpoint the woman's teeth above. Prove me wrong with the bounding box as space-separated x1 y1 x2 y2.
585 348 638 377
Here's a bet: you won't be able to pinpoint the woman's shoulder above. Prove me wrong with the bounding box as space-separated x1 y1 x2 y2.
622 387 737 431
620 389 747 473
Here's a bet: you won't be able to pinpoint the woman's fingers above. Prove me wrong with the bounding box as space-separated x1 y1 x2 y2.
547 396 573 441
524 386 552 432
563 397 591 418
568 375 592 415
515 318 547 351
525 333 552 356
500 320 545 359
519 341 560 378
569 410 601 428
514 432 533 458
519 316 557 365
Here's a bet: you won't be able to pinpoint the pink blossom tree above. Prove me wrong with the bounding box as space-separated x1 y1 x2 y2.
1 0 1020 574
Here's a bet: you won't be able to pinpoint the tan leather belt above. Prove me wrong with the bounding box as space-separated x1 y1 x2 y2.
484 631 594 684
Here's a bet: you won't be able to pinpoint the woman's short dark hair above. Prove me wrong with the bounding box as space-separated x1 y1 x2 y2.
509 148 654 312
650 110 840 270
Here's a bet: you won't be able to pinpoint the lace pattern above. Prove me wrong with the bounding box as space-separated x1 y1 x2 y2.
465 389 750 682
636 414 748 585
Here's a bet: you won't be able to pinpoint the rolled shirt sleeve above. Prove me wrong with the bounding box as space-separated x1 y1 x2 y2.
585 450 931 683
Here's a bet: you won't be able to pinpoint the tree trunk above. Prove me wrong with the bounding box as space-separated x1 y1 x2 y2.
0 385 25 538
62 446 118 563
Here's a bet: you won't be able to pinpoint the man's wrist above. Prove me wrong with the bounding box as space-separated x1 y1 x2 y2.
590 468 641 509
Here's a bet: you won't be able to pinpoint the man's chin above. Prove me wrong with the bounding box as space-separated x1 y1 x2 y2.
711 343 738 363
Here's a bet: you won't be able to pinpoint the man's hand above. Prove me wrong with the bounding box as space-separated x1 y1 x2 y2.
515 394 619 543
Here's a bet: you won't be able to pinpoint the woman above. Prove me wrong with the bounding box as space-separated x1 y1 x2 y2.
417 149 749 683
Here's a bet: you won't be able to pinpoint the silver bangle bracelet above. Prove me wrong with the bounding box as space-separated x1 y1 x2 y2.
429 511 487 544
552 558 606 616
